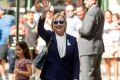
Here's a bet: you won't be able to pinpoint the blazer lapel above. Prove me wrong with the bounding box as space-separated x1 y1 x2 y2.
52 33 72 58
65 34 71 57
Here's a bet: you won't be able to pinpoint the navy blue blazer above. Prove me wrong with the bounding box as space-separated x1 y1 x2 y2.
38 17 80 80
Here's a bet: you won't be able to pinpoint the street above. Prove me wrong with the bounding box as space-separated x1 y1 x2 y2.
2 61 120 80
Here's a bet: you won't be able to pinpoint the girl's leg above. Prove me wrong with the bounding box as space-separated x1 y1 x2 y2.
0 59 7 80
104 58 111 80
111 58 118 80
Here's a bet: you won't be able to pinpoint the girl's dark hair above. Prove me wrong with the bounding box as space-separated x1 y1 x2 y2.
104 10 112 15
16 41 31 59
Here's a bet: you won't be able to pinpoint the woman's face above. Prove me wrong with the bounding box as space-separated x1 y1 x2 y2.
53 15 66 36
104 11 112 23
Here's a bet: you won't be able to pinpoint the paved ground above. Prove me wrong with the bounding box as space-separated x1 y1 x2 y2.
101 64 120 80
2 61 120 80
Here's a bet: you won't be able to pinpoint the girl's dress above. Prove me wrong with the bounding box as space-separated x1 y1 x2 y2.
102 22 120 58
15 58 31 80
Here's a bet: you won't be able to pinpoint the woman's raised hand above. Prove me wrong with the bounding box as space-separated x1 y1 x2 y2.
42 0 51 13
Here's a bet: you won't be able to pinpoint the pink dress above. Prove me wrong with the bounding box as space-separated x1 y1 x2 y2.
15 58 31 80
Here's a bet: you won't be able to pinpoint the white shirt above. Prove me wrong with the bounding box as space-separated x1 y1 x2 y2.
66 15 82 41
56 33 66 58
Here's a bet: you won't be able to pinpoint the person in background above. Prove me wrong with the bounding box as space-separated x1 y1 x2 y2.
65 5 82 42
24 10 38 60
8 18 28 80
37 0 80 80
75 5 86 79
0 7 15 80
44 5 54 31
64 0 73 6
31 0 43 13
78 0 104 80
10 18 27 36
102 10 120 80
14 41 32 80
76 5 86 20
76 0 83 7
112 13 120 24
30 0 43 23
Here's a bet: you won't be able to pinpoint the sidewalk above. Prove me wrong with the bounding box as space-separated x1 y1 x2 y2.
4 63 41 80
4 61 120 80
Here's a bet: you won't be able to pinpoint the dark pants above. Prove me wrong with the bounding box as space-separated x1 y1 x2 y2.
7 48 16 73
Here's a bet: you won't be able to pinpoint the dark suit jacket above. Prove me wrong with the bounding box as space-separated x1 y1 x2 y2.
78 5 105 56
38 17 80 80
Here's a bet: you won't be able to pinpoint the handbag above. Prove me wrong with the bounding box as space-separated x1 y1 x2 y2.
32 37 52 70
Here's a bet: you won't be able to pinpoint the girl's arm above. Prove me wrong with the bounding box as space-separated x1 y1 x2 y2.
14 64 32 77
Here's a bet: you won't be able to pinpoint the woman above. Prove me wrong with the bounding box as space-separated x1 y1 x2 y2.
102 10 120 80
37 1 80 80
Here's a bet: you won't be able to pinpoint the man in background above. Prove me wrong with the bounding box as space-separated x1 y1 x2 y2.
78 0 104 80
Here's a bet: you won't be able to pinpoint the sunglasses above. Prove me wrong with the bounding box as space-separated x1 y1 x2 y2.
53 20 64 25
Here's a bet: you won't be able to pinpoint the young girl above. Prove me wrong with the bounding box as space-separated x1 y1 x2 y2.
14 41 32 80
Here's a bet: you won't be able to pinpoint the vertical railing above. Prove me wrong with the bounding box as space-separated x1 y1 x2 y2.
16 0 20 42
97 0 101 7
101 0 109 11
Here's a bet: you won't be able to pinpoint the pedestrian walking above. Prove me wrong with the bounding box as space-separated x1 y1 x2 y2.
37 0 80 80
78 0 105 80
14 41 32 80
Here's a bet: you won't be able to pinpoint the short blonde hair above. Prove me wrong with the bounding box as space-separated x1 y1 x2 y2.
51 12 67 31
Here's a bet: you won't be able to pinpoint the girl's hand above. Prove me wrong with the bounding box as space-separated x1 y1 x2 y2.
14 67 20 74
